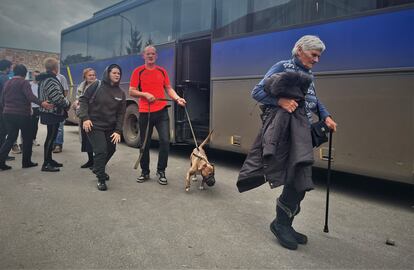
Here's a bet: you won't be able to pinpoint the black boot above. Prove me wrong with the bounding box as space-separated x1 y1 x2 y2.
289 219 308 245
276 185 308 245
270 202 298 250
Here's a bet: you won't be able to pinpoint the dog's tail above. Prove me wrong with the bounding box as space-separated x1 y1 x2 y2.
199 129 214 149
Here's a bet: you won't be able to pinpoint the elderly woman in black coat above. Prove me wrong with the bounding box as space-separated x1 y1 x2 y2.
238 35 337 250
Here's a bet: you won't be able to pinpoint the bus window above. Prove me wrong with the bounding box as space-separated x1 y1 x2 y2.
315 0 377 20
178 0 213 37
61 28 88 65
252 0 308 32
87 16 122 60
216 0 414 39
215 0 249 38
120 0 174 55
378 0 414 7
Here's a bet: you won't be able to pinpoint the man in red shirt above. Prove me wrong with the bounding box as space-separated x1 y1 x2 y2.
129 45 186 185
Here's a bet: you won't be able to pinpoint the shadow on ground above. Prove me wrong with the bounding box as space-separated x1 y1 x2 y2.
167 142 413 209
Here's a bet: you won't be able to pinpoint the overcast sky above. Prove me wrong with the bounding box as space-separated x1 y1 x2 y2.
0 0 121 53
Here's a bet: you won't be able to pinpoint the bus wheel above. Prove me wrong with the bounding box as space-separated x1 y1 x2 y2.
123 104 140 147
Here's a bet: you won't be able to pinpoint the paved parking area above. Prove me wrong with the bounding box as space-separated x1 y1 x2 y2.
0 125 413 269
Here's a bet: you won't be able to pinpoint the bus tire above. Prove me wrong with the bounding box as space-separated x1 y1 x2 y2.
123 104 140 148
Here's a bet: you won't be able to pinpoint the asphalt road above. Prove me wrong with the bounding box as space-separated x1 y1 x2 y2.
0 125 413 269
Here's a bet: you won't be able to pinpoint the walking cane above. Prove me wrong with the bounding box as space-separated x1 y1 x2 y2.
323 130 333 233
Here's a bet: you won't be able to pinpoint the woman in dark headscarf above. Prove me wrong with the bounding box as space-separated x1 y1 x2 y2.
78 64 126 191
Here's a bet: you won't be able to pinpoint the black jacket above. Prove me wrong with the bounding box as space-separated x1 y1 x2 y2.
237 72 314 193
78 64 126 134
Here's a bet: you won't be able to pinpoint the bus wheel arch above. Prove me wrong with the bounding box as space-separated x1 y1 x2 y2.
123 102 140 148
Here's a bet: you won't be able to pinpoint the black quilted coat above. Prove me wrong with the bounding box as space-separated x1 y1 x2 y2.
237 72 315 193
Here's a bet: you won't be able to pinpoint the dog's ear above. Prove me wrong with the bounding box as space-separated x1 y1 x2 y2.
198 162 207 171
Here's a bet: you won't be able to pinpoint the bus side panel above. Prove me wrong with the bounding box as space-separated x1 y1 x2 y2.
211 73 414 184
314 72 414 184
210 79 261 153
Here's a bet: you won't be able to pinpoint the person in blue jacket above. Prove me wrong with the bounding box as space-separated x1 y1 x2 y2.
252 35 337 250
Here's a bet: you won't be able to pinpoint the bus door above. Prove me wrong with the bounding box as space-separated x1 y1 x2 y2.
175 36 211 144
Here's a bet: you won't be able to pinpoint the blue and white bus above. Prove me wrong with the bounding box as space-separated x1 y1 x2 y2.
61 0 414 184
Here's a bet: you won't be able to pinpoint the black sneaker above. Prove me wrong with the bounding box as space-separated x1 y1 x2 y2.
97 181 107 191
41 164 60 172
22 161 38 168
50 160 63 167
157 171 168 185
137 173 150 183
0 163 12 171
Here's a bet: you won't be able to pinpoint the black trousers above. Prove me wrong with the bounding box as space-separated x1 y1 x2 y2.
87 129 116 181
138 108 170 174
0 114 33 165
278 182 306 214
43 123 60 165
31 108 40 141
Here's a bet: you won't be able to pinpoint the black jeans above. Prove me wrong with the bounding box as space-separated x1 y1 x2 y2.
31 108 40 141
0 114 33 165
43 123 60 165
87 129 116 181
138 108 170 174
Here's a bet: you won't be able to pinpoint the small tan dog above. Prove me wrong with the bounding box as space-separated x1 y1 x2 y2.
185 131 215 192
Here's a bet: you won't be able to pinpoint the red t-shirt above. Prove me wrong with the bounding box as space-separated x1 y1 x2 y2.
129 65 171 113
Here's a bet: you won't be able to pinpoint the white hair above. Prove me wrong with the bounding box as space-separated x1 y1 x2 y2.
292 35 326 56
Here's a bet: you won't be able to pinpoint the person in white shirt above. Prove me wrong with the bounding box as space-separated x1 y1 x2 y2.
30 70 41 146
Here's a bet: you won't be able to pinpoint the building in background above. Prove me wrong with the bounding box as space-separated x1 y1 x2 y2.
0 47 59 79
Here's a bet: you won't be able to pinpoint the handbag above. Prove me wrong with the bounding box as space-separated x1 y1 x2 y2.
311 102 329 148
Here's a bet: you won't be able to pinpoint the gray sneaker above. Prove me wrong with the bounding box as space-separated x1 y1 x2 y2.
157 171 168 185
137 173 150 183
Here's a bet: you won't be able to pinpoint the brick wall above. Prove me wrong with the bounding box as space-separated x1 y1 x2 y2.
0 47 60 73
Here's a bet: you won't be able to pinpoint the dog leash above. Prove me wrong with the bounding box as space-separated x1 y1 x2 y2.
184 105 199 150
133 98 173 170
